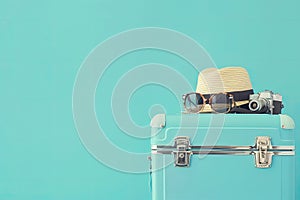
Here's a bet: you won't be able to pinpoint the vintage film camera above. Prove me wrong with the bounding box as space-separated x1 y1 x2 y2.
248 90 283 115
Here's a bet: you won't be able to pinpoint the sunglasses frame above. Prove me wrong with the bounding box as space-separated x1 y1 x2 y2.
183 92 236 113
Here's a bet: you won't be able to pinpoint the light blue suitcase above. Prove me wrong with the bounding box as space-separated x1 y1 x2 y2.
150 114 295 200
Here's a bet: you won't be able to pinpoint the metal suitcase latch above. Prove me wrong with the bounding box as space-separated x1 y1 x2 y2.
152 136 294 168
173 136 192 167
254 136 273 168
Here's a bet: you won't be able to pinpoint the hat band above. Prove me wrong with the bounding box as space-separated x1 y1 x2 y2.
202 89 254 101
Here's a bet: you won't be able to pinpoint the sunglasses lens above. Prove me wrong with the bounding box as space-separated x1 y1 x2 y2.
211 94 232 113
184 93 204 113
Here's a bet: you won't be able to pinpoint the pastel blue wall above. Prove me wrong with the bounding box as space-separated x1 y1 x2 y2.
0 0 299 199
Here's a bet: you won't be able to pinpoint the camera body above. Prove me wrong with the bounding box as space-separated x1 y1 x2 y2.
249 90 283 114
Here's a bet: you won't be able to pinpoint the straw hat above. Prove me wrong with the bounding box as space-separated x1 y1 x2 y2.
195 67 253 113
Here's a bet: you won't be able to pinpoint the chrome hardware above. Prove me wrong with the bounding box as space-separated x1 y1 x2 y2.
254 136 274 168
173 137 192 167
152 136 294 168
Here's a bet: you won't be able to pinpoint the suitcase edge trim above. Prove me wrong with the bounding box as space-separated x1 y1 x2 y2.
150 114 295 130
280 114 295 129
150 114 166 128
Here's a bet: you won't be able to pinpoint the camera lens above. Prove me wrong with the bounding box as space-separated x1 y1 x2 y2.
249 100 260 111
249 99 268 112
251 102 258 109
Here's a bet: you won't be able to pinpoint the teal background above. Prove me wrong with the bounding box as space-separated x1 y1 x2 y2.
0 0 299 200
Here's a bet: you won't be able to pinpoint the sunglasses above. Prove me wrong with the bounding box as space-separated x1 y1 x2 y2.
182 92 236 113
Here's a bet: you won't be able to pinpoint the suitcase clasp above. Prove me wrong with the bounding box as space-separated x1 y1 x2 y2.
173 136 192 167
254 136 274 168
